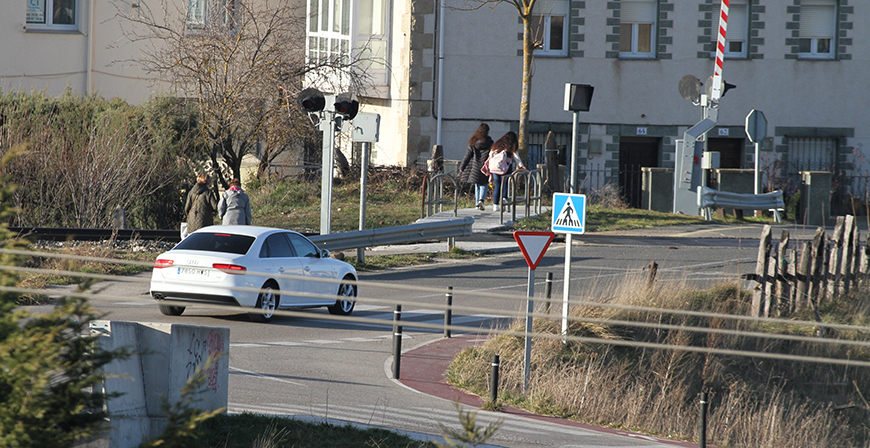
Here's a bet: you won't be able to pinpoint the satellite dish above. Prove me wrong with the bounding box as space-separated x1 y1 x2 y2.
678 75 702 103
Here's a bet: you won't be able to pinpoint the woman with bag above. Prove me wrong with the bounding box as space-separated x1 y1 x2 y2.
458 123 493 211
488 131 525 211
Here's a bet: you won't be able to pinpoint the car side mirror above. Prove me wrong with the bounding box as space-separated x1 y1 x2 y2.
321 249 331 258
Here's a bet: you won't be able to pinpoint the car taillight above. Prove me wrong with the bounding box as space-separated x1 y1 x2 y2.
213 263 246 274
154 259 174 268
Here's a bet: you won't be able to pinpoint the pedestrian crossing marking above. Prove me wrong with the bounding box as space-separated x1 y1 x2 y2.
551 193 586 234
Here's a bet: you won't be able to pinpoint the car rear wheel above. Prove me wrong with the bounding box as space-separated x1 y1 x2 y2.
250 281 280 323
158 303 186 316
328 277 356 316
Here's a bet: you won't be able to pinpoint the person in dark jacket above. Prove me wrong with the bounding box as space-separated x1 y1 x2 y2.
184 174 218 233
218 178 253 225
458 123 494 211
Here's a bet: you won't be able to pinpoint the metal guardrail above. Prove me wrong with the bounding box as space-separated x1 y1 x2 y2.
309 217 474 252
698 186 785 222
421 172 459 219
11 219 474 253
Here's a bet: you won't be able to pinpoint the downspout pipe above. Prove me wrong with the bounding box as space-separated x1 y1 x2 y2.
87 0 95 95
435 0 445 146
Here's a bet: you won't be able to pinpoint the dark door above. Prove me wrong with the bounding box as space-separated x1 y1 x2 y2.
707 138 743 168
619 137 659 208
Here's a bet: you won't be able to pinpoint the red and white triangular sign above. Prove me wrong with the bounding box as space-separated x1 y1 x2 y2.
513 231 555 270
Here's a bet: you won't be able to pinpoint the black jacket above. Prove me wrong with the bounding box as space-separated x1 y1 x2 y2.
459 136 493 185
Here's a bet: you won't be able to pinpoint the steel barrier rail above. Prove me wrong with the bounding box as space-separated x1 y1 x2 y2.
698 186 784 222
309 217 474 252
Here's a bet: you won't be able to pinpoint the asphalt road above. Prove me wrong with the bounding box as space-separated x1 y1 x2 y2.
32 235 762 447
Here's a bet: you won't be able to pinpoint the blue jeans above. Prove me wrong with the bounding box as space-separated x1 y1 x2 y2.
490 166 515 205
475 184 488 204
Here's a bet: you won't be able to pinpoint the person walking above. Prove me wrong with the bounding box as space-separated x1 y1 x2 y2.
184 173 218 234
488 131 526 211
218 177 253 225
458 123 494 211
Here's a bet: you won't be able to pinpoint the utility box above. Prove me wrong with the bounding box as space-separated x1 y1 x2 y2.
800 171 832 226
86 322 229 448
641 167 674 212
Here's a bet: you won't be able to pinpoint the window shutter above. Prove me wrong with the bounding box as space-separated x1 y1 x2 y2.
799 2 836 38
621 0 656 24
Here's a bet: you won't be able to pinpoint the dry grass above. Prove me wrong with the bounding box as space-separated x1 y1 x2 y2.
446 273 870 447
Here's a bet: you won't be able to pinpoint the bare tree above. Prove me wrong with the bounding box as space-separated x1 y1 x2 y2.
112 0 370 186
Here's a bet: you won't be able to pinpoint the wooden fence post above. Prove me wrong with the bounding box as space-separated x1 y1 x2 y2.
752 225 772 318
826 216 845 300
776 230 791 315
840 215 855 295
809 228 826 306
796 240 811 311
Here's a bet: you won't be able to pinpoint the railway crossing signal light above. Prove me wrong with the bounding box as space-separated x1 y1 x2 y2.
297 87 325 113
333 93 359 120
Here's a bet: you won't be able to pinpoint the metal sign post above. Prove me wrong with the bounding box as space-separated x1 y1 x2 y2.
551 193 586 341
513 231 555 393
745 109 768 196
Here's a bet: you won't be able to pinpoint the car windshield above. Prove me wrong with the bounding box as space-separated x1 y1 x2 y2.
174 232 256 255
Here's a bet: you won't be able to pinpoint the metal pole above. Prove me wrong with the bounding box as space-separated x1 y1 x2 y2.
523 267 535 393
392 305 402 379
754 141 761 195
358 142 370 262
699 392 708 448
444 286 453 338
319 107 336 235
490 355 500 403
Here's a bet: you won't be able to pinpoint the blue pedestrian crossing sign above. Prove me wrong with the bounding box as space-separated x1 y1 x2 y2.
551 193 586 234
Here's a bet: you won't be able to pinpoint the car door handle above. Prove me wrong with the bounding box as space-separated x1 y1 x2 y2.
278 267 285 273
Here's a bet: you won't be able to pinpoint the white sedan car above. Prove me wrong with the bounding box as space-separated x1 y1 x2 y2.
149 225 358 323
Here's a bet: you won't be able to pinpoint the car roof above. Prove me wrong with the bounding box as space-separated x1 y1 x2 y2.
191 225 305 238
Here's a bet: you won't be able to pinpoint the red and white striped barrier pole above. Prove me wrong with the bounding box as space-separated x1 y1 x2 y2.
710 0 729 102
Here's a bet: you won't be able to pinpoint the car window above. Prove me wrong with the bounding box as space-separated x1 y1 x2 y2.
174 233 255 255
259 233 296 258
286 233 320 258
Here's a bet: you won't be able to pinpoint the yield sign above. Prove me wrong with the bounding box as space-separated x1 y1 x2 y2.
513 231 555 270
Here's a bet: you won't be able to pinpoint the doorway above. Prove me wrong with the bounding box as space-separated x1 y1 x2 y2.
619 137 660 208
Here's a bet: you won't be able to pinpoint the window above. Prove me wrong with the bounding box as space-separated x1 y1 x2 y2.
286 233 320 258
26 0 77 31
712 0 749 58
308 0 352 66
619 0 656 59
530 0 568 57
798 0 836 59
186 0 237 31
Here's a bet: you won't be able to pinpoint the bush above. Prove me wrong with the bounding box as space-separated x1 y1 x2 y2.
0 91 200 229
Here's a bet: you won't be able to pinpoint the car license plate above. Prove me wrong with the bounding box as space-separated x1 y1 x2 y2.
178 267 210 277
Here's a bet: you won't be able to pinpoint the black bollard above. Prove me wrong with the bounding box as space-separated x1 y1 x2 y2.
699 391 708 448
444 286 453 338
392 305 402 379
544 272 553 313
490 355 500 403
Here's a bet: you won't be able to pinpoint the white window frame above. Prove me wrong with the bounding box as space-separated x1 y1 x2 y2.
530 0 568 57
307 0 392 96
619 0 657 59
798 0 837 60
26 0 78 32
713 0 749 59
186 0 238 32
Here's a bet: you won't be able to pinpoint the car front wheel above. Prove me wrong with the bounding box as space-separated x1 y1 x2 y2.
250 282 280 323
328 277 356 316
